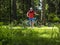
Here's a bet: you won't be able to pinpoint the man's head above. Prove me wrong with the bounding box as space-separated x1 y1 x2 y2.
30 7 33 11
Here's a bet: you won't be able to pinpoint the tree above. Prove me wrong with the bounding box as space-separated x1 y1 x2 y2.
12 0 17 20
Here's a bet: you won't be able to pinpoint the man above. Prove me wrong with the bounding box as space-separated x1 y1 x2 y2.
27 7 36 28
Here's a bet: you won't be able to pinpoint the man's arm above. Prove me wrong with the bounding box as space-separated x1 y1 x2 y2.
34 12 39 15
27 12 29 17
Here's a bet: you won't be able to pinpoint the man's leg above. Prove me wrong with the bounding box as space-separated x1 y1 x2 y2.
29 18 32 27
31 18 34 27
29 20 31 27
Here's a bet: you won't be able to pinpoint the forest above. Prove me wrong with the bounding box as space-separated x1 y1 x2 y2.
0 0 60 45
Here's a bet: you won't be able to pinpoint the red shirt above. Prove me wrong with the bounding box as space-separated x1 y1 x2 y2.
28 10 35 18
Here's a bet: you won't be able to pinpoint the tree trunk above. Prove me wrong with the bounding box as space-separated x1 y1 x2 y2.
40 0 45 25
27 0 31 9
12 0 17 20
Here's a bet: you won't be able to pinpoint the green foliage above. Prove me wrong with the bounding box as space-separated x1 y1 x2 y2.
0 0 60 24
0 22 4 26
45 4 49 10
0 0 11 23
48 13 59 22
53 16 59 22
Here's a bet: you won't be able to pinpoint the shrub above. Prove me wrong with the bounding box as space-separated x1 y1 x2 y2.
0 22 4 26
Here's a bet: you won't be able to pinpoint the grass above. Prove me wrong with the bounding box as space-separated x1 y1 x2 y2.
0 25 59 38
0 25 60 45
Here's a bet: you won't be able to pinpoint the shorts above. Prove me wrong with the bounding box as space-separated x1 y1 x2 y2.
29 18 34 22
